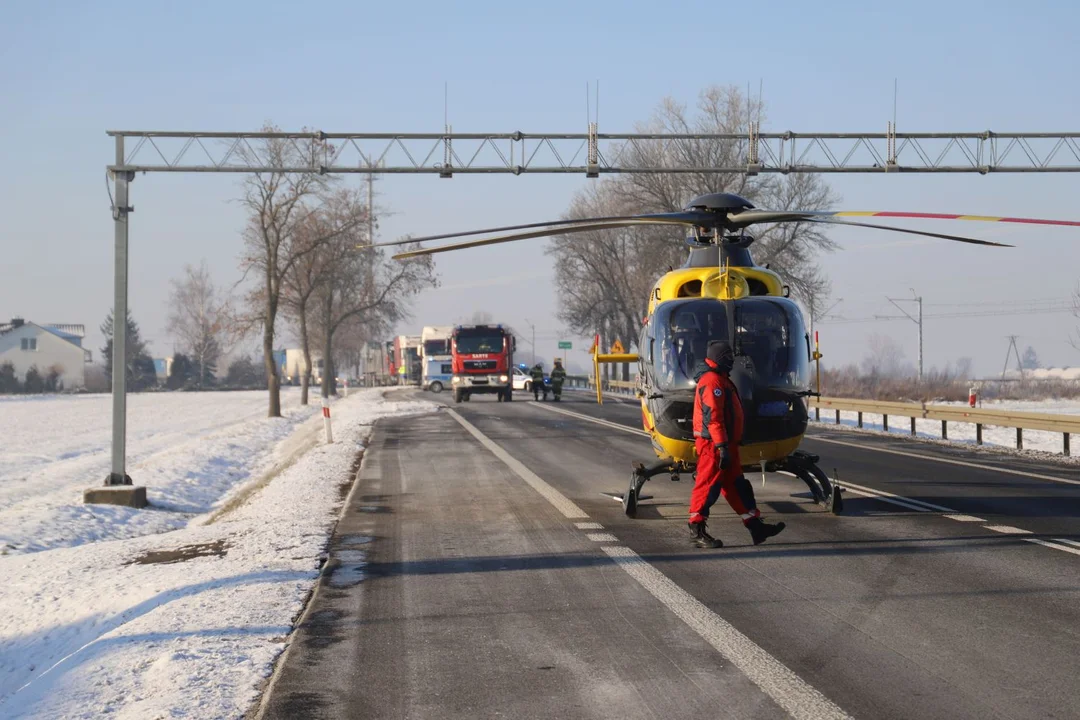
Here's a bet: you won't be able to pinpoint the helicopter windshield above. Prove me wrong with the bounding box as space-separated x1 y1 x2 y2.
734 297 811 392
654 299 730 392
652 297 810 393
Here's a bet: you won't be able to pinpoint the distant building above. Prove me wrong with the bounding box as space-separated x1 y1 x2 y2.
154 357 173 382
0 318 92 390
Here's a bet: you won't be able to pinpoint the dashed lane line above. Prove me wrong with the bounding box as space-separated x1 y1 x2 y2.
523 401 1080 560
984 525 1033 535
803 434 1080 487
1024 539 1080 557
445 407 853 720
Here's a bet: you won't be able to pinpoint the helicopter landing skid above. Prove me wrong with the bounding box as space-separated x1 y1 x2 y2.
601 459 693 517
774 451 844 515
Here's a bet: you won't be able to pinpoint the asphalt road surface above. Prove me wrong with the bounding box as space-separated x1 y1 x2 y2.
259 388 1080 720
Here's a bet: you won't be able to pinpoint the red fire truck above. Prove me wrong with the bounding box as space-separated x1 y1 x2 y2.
451 324 515 403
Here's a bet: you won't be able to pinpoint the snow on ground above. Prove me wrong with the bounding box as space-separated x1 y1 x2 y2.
813 398 1080 458
0 389 320 555
0 388 438 719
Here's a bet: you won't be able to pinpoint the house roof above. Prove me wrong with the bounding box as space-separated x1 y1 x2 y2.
1 320 87 351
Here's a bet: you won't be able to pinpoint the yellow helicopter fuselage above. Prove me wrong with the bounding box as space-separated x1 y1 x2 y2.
595 253 810 470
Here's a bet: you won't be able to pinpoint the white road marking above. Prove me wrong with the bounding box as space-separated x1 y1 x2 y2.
983 525 1033 535
1024 538 1080 557
451 406 851 719
840 487 942 514
603 545 853 720
575 522 604 530
1054 538 1080 549
526 402 1071 563
586 532 619 543
804 434 1080 487
446 409 589 520
531 402 650 436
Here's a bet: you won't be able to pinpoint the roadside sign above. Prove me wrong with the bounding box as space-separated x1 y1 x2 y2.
610 339 625 354
558 341 572 350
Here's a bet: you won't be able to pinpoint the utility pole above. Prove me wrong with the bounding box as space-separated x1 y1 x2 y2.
886 290 923 382
524 318 536 365
1001 335 1024 381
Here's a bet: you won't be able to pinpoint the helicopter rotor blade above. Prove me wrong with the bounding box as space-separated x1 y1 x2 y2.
390 219 697 259
806 218 1013 247
731 208 1080 229
367 211 715 250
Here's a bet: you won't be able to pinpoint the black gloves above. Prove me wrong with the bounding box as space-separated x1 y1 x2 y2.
716 443 730 470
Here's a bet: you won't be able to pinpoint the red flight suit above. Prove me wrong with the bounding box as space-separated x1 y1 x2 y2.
689 362 761 524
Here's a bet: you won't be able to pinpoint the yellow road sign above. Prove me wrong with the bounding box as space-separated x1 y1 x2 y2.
610 339 625 354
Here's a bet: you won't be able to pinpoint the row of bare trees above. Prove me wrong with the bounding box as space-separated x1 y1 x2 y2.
547 86 839 364
235 129 435 417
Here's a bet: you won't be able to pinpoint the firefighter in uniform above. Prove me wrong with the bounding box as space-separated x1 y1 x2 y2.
550 360 566 401
689 340 786 548
530 363 548 401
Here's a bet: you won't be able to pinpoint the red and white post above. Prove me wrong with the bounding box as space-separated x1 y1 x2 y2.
322 397 334 444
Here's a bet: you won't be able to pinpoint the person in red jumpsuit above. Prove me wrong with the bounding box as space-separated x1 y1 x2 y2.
688 340 786 548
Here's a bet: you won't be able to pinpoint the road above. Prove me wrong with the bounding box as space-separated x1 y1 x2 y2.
259 389 1080 720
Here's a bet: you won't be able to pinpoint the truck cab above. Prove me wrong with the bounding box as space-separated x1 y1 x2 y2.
451 324 515 403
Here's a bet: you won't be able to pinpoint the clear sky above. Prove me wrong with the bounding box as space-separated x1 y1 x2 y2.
2 0 1079 376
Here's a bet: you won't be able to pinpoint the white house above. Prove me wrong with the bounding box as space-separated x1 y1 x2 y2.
0 318 92 390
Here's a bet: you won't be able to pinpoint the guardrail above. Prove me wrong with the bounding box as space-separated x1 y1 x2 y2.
810 397 1079 455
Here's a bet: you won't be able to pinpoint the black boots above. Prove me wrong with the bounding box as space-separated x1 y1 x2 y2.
689 521 723 549
747 517 785 546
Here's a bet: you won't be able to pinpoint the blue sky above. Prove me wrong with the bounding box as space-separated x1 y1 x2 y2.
2 0 1079 375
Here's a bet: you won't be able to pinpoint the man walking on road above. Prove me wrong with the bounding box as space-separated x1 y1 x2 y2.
689 340 786 548
550 360 566 401
530 363 548 401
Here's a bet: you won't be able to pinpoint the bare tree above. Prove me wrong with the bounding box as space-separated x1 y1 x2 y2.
306 206 437 398
236 126 365 417
280 192 366 406
166 260 230 388
548 86 838 364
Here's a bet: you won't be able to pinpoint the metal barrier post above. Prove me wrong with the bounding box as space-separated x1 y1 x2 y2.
1065 432 1071 457
1017 427 1023 450
976 424 983 445
941 420 948 440
883 414 888 432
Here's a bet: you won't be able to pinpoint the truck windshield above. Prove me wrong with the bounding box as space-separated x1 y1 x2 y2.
455 333 504 354
424 339 449 356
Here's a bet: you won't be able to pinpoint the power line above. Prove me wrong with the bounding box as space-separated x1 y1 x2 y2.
821 301 1075 325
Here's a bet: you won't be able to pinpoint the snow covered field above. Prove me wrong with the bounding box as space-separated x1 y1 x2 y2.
0 388 438 719
813 399 1080 457
0 389 318 555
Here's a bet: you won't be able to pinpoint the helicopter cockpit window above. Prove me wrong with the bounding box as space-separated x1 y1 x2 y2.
653 299 730 392
734 298 810 392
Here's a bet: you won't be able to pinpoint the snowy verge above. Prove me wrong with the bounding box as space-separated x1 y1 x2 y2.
0 388 438 720
811 399 1080 466
0 389 320 556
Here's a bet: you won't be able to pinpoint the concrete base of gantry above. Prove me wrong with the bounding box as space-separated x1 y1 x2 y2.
84 484 148 508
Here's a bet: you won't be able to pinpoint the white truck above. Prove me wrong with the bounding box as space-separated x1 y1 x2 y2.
280 348 322 386
420 326 454 392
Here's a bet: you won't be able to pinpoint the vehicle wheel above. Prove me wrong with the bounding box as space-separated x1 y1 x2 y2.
430 381 443 394
454 389 463 404
463 392 471 402
524 381 532 392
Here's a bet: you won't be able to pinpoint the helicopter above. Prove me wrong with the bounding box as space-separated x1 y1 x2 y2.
372 192 1080 516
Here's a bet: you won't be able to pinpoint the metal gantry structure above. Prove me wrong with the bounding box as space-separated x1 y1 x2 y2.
100 127 1080 494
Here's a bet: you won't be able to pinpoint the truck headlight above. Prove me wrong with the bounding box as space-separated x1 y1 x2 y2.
499 375 508 383
452 377 461 384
